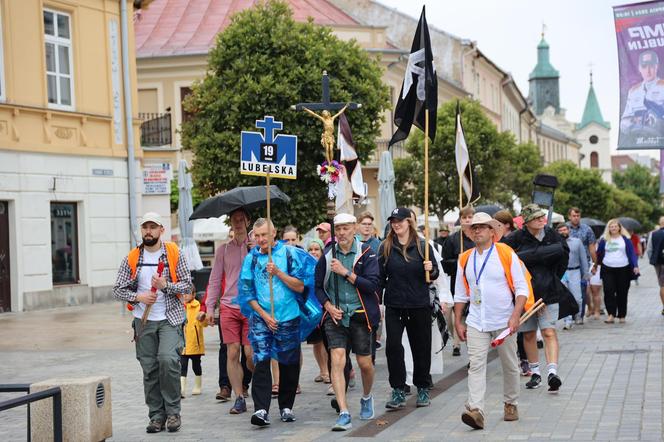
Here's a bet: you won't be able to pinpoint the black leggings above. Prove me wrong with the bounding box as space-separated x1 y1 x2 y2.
180 355 202 376
601 265 632 318
385 306 432 389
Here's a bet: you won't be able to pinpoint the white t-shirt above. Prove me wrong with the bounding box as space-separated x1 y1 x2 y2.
603 237 629 268
454 246 529 332
132 249 167 321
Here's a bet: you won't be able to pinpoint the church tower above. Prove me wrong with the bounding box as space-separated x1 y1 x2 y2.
574 72 612 183
528 35 560 116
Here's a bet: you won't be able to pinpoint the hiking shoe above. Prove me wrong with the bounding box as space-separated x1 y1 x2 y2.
385 388 406 410
504 403 519 421
416 388 430 407
166 414 181 433
452 346 461 356
216 385 231 402
519 359 531 377
548 373 562 392
251 409 270 427
145 419 164 433
360 395 374 420
280 408 296 422
526 373 542 389
461 407 484 429
331 398 340 413
332 412 352 431
229 396 247 414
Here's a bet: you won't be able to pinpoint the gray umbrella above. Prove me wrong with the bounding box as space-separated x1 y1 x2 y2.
178 159 203 270
378 150 397 228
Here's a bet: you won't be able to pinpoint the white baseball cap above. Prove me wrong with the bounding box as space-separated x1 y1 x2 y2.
140 212 163 226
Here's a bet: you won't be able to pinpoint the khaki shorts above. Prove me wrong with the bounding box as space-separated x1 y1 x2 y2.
655 264 664 287
520 302 559 332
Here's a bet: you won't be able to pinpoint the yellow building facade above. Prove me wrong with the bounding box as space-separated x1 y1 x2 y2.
0 0 142 311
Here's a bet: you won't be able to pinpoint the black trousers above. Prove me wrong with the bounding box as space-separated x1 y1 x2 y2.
180 355 202 376
217 320 252 388
517 332 526 360
252 347 301 413
601 265 632 318
385 306 432 389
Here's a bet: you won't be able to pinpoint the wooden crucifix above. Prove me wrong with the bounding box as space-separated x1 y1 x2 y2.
291 71 361 307
291 71 361 164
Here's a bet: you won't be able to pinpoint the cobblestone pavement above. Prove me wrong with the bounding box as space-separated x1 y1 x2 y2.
1 259 663 441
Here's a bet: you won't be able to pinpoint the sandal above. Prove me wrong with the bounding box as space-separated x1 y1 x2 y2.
314 375 324 383
271 384 279 396
604 319 614 324
322 374 331 384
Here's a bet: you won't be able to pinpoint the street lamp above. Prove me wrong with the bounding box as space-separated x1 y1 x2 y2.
532 174 559 227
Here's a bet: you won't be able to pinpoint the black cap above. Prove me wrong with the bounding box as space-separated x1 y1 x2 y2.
387 207 411 222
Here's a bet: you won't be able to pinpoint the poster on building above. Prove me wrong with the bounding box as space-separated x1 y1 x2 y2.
615 1 664 149
143 162 171 194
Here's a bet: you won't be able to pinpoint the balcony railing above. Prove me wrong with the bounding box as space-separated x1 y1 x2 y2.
365 139 407 168
139 112 172 147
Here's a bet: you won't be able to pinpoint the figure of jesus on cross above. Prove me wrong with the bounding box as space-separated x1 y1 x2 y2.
302 105 349 164
292 71 361 164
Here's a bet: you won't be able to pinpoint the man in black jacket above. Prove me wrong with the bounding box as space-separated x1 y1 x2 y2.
441 205 475 356
502 204 569 392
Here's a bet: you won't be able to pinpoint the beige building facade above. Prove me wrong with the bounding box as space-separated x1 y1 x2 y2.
0 0 142 311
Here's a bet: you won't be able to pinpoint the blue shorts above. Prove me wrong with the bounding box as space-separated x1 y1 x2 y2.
249 315 301 365
520 303 559 332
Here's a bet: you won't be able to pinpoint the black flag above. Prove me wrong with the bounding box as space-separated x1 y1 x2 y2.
389 6 437 146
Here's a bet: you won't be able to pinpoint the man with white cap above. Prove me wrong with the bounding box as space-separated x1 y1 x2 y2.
315 213 380 431
113 212 192 434
454 212 530 430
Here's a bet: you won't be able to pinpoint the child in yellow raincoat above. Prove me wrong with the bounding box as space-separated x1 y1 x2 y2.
180 292 206 397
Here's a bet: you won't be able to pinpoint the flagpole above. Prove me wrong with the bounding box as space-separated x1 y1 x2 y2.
266 172 274 319
459 172 464 256
424 110 431 283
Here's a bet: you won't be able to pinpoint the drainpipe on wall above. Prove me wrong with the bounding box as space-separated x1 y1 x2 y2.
120 0 139 246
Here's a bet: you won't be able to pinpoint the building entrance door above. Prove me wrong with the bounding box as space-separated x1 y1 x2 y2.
0 201 10 312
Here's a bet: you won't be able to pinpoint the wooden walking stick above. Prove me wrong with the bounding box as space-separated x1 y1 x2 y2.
490 299 545 348
141 260 165 326
266 172 275 319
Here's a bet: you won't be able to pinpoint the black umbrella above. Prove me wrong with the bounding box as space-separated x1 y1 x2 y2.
618 217 642 232
189 185 291 220
475 204 504 216
454 204 503 225
580 217 605 227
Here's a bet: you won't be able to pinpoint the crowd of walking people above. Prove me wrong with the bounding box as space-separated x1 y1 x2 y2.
113 203 662 434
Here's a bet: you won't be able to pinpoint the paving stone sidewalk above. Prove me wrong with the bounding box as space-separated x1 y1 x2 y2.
1 259 662 441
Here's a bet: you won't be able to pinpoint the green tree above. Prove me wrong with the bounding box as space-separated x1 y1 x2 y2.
170 176 204 214
613 163 662 224
606 187 652 230
542 161 613 220
180 1 389 231
394 99 533 216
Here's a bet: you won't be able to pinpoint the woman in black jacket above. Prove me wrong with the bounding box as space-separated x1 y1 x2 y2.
378 207 438 410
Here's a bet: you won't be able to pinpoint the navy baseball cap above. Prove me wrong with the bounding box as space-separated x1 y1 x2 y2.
387 207 412 222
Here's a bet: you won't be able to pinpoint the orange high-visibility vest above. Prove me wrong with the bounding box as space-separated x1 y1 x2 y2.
458 242 535 311
128 241 180 283
125 242 181 311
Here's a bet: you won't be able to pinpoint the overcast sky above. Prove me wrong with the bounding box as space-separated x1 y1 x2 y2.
378 0 650 156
